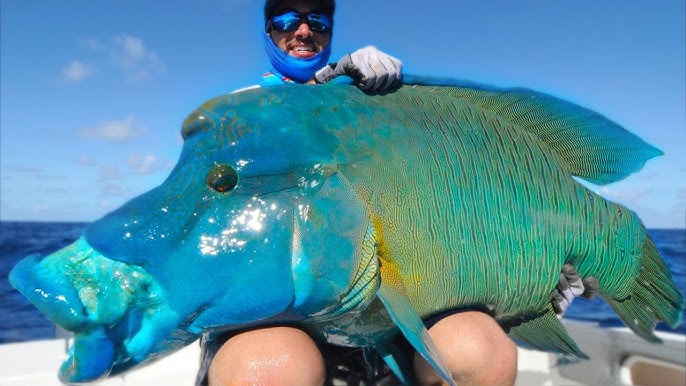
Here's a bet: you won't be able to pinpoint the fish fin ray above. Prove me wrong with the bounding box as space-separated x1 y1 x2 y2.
374 343 415 385
508 305 588 358
377 282 457 386
605 236 684 342
402 74 662 185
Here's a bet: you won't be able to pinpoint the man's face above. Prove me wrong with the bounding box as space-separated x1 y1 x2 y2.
268 0 332 59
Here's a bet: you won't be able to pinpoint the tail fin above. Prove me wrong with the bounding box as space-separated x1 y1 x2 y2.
605 236 684 342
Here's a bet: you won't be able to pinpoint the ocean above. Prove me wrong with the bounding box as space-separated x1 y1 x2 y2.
0 221 684 344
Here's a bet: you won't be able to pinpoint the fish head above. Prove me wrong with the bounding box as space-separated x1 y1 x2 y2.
85 85 377 320
9 238 183 383
11 85 380 382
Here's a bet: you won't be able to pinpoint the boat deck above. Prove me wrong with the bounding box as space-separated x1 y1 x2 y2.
0 320 683 385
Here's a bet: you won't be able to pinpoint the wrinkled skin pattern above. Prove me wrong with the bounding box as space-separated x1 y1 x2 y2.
10 79 683 384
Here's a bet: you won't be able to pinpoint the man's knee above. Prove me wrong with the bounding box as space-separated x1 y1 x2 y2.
208 326 326 386
414 311 518 386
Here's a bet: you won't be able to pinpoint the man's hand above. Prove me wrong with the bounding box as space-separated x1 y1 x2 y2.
551 264 599 315
315 46 402 92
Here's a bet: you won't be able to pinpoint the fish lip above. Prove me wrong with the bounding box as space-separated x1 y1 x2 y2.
58 327 116 383
9 252 91 332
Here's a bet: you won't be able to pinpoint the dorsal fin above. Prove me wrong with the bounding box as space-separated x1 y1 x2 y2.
402 74 663 185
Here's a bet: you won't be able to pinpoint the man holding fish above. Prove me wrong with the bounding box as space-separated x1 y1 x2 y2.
198 1 591 385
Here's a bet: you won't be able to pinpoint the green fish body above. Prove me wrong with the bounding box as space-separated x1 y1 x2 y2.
10 77 683 384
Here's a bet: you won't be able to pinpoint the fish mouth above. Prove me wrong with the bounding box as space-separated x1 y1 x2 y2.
9 237 163 383
10 249 91 332
10 237 156 332
9 239 117 382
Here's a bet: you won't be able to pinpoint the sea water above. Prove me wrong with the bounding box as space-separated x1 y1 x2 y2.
0 221 684 343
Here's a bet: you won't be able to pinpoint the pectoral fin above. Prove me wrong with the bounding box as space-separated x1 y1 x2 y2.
377 282 457 386
508 305 588 359
374 340 415 385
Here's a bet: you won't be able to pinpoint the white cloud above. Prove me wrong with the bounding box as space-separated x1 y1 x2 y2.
82 37 106 52
1 165 66 180
596 186 652 205
128 154 165 174
3 165 43 174
116 35 147 59
99 199 117 211
98 166 123 182
111 34 165 82
80 116 148 142
62 60 96 83
74 156 97 167
65 35 164 84
99 183 127 197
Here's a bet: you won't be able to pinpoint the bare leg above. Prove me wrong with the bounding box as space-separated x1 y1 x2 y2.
414 311 518 386
207 326 326 386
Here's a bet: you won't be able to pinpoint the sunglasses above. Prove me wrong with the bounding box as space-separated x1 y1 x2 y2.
268 11 333 33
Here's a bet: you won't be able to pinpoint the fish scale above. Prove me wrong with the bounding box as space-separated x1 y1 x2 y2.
339 89 576 316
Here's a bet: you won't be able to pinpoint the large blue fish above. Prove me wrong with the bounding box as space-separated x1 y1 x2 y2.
10 76 684 384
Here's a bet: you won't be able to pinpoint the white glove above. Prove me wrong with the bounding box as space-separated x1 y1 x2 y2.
315 46 403 92
551 264 599 315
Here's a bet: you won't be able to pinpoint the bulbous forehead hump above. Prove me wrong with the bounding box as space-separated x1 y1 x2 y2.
181 94 242 140
180 85 349 142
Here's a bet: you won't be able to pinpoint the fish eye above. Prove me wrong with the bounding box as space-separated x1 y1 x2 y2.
206 164 238 193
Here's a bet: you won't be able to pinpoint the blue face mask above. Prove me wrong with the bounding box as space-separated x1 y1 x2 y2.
263 31 332 83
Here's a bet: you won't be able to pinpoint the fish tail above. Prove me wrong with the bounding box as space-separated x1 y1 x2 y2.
605 236 684 342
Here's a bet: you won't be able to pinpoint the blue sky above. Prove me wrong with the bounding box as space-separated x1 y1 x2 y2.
1 0 684 228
